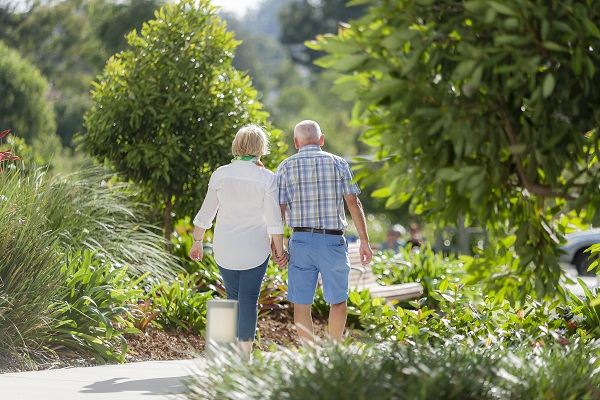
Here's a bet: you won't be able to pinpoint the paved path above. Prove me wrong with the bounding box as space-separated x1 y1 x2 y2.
0 359 202 400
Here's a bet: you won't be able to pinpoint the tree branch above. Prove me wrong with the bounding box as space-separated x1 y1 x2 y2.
498 96 575 200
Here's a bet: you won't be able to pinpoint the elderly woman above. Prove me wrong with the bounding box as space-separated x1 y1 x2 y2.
189 124 287 357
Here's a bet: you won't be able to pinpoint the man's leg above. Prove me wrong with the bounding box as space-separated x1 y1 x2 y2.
293 303 314 344
328 300 347 342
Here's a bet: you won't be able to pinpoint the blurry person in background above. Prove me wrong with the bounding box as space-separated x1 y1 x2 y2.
380 224 406 253
406 222 425 250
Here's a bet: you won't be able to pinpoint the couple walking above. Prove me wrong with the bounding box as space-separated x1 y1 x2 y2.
189 120 373 356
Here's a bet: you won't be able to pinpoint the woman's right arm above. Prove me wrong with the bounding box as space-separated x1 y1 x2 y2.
190 185 219 262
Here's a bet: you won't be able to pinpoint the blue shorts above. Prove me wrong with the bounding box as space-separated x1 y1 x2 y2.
287 231 350 304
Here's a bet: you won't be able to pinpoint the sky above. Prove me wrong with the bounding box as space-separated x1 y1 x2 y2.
210 0 261 17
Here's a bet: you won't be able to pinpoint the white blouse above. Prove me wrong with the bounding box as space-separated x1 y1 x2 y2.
193 160 284 270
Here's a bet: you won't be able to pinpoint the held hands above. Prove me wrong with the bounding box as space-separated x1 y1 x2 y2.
271 240 289 268
273 250 289 268
189 241 204 262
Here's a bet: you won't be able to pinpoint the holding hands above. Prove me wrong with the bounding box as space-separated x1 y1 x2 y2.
271 238 289 268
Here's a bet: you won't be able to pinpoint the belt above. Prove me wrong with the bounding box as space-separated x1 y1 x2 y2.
293 227 344 235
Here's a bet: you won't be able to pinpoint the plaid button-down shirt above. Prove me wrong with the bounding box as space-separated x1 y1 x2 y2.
276 144 360 231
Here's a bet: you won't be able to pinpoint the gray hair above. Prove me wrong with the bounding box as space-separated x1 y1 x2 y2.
293 120 322 143
231 124 269 157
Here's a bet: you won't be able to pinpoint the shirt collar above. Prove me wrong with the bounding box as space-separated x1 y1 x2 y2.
298 144 322 153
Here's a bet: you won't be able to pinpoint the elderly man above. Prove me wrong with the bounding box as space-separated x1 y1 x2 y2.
276 120 373 343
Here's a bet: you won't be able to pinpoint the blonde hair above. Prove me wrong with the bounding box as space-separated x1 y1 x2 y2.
231 124 269 157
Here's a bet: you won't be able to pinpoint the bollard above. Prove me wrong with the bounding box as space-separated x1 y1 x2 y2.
205 299 238 360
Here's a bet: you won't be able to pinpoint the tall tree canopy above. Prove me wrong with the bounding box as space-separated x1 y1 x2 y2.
81 0 287 239
279 0 367 69
0 41 61 164
308 0 600 301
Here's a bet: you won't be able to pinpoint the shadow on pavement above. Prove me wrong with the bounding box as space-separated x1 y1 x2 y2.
81 375 188 396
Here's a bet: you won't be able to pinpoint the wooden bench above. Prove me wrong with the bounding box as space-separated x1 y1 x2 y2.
348 242 424 301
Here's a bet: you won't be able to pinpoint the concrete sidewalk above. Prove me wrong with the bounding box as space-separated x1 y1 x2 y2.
0 359 203 400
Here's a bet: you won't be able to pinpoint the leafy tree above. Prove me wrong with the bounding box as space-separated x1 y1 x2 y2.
0 0 106 148
279 0 367 69
271 70 367 157
81 0 287 240
308 0 600 301
0 41 61 164
88 0 166 57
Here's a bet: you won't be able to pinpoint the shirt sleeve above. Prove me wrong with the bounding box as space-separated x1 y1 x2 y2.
339 159 361 195
193 184 219 229
276 166 288 205
265 174 284 234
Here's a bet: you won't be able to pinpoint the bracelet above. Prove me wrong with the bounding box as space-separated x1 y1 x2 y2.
193 238 202 243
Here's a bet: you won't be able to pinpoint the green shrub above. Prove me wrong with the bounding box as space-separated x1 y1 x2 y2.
48 250 144 363
184 340 600 399
151 273 212 334
568 279 600 339
0 169 64 358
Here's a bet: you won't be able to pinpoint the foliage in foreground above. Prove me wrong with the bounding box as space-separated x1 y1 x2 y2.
184 340 600 400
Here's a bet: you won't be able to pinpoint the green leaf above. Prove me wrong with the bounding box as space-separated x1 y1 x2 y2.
452 60 478 81
494 35 529 46
463 1 489 13
372 187 391 198
436 168 463 182
542 41 569 52
381 30 415 51
489 1 516 16
572 47 583 76
582 17 600 38
349 291 362 305
401 49 423 76
542 73 555 98
330 55 369 71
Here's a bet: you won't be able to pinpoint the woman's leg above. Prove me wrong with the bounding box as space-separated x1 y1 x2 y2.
236 256 269 344
218 266 240 301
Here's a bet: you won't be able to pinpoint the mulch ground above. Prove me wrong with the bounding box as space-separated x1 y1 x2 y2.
0 307 329 373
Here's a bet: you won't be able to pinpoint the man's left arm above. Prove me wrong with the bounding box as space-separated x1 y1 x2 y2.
344 194 373 265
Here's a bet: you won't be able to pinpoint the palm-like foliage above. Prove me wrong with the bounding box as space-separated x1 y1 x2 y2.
43 165 181 280
1 165 180 364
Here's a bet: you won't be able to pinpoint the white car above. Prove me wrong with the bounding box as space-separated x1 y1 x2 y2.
559 228 600 276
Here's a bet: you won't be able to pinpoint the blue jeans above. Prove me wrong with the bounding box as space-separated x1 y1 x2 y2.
218 256 269 342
